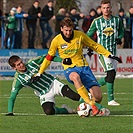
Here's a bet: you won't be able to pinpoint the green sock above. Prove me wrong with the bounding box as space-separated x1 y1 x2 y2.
98 77 106 86
79 97 84 103
95 102 105 110
54 107 68 114
106 82 114 102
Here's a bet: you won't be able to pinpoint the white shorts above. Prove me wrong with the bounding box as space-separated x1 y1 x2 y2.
34 79 64 105
99 55 117 72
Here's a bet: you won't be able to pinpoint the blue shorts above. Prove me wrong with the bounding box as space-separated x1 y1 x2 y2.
64 66 100 91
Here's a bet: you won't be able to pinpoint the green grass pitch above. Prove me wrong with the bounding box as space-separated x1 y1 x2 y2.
0 78 133 133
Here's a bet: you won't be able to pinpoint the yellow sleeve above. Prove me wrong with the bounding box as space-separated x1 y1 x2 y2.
39 58 51 74
83 33 111 57
39 37 59 74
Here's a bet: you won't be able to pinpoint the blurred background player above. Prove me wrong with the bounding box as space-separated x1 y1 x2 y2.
96 5 102 17
82 8 97 42
14 5 28 49
26 0 41 49
6 55 81 116
40 0 55 49
118 8 130 49
127 6 133 48
87 0 124 106
69 7 84 30
4 7 16 49
54 8 66 35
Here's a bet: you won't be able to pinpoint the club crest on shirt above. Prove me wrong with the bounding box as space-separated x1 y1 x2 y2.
25 76 29 81
32 69 36 73
60 44 68 49
103 27 114 36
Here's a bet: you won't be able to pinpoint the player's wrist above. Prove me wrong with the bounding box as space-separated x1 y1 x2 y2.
36 73 41 77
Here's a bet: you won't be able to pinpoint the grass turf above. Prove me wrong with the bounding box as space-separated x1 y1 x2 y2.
0 78 133 133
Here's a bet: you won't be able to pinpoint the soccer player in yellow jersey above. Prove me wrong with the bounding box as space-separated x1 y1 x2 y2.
32 17 122 116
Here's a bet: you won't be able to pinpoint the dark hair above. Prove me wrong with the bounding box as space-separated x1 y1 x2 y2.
130 6 133 9
89 8 97 14
101 0 111 5
96 5 101 10
48 0 53 3
34 0 39 3
119 8 124 13
60 17 74 28
70 7 77 11
8 55 20 67
16 5 22 9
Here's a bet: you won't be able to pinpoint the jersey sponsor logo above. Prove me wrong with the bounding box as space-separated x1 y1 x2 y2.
103 27 114 36
64 49 78 54
61 44 68 49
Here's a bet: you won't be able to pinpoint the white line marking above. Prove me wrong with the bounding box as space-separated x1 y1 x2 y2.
0 97 37 99
1 113 133 117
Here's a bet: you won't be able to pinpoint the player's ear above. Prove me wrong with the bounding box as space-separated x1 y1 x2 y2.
60 27 63 32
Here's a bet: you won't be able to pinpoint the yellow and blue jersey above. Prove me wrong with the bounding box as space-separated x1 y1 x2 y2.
48 30 111 70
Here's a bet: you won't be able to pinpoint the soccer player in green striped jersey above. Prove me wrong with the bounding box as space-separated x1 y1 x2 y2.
87 0 124 106
6 55 81 116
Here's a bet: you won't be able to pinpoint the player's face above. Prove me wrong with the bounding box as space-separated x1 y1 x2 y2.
101 3 111 17
61 26 73 38
13 59 26 72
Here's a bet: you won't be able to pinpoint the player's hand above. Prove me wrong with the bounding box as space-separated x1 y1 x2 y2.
5 113 14 116
63 58 72 65
30 73 42 83
87 48 93 57
108 55 122 63
116 38 122 45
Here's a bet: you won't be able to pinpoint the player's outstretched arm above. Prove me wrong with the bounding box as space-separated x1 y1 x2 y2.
30 54 54 82
6 90 19 116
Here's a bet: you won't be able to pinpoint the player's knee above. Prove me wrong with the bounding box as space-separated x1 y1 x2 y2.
94 93 102 103
96 96 102 103
44 108 55 115
42 102 55 115
61 85 69 95
90 86 102 103
105 70 116 83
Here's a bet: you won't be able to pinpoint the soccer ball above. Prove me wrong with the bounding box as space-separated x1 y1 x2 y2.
77 103 92 117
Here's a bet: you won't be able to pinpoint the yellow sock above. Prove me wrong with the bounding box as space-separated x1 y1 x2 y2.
77 85 95 106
